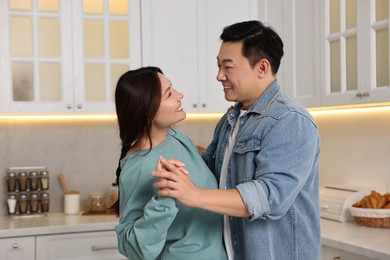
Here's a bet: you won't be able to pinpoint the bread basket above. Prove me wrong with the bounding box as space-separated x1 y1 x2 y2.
349 207 390 228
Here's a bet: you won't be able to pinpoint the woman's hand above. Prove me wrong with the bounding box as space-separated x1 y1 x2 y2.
152 157 200 208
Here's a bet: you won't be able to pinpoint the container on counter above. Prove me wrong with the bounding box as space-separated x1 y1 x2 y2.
87 193 106 212
7 194 17 214
18 172 28 191
40 170 50 190
7 172 17 192
40 192 50 212
30 193 40 213
18 193 29 214
28 171 39 191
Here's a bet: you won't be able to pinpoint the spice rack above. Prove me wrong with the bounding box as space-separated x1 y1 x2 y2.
5 166 50 217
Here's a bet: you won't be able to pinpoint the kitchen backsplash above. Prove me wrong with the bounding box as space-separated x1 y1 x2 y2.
1 110 389 215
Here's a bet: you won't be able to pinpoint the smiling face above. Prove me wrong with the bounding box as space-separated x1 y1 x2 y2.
153 73 186 129
216 41 266 110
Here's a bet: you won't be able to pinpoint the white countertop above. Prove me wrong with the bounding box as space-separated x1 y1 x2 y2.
0 214 388 259
321 218 390 260
0 213 118 238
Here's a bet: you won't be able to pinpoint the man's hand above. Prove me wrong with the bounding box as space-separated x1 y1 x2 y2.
152 157 200 208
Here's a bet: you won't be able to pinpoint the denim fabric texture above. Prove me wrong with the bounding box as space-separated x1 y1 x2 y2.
204 80 321 260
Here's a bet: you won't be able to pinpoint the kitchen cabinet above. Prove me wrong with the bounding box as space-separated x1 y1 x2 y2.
36 230 124 260
319 0 390 107
321 245 375 260
258 0 390 108
141 0 257 112
0 236 35 260
258 0 321 108
0 0 141 114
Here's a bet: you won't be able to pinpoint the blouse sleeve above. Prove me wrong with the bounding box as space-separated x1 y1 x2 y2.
115 196 178 259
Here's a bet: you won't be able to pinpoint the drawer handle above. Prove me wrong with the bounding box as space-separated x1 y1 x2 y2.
91 245 118 251
12 243 19 249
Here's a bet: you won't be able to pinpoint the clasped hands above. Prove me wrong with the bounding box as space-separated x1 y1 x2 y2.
152 156 200 208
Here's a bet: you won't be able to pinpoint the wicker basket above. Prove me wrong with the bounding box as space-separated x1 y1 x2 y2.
349 207 390 228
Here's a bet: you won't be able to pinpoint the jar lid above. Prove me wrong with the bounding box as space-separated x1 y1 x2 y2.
18 172 27 177
19 194 28 199
40 170 49 176
7 172 16 177
30 193 39 199
41 192 50 198
29 171 38 177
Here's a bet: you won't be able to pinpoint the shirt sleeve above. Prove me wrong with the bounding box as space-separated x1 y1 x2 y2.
237 111 320 221
116 196 178 259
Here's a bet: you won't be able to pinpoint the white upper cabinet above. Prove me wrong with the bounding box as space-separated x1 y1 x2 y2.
320 0 390 106
0 0 141 114
141 0 257 112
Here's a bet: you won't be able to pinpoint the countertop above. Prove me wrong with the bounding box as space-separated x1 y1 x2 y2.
0 213 118 238
321 218 390 259
0 214 389 259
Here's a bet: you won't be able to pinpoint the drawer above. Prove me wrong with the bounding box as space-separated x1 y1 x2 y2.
36 230 125 260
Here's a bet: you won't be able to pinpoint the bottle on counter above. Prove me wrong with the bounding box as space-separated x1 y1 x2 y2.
40 170 50 190
7 194 17 214
7 172 17 192
30 193 39 213
28 171 39 191
107 183 118 208
18 172 28 191
18 193 29 214
40 192 50 213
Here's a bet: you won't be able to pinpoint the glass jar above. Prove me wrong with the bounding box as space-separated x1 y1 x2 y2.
88 193 106 212
40 170 50 190
18 193 29 214
40 192 50 212
7 172 17 192
30 193 39 213
7 194 17 214
28 171 39 191
18 172 28 191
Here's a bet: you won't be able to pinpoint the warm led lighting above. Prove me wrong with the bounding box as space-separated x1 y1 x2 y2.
308 102 390 116
0 114 117 121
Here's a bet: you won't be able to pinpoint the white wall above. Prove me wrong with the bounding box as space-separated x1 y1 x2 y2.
1 110 390 215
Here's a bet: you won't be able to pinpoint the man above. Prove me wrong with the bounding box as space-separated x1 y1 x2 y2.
153 20 321 260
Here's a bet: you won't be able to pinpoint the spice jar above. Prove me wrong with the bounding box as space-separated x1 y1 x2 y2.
40 170 50 190
87 193 106 212
7 172 17 192
18 172 28 191
40 192 50 212
28 171 39 191
7 194 17 214
30 193 39 213
18 194 29 214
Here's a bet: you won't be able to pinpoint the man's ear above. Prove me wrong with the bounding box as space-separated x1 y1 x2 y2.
257 58 271 78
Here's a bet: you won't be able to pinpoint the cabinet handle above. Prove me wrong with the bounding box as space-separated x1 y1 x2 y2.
91 245 118 251
67 104 72 109
12 243 19 249
356 92 370 98
193 104 197 108
333 257 341 260
201 103 206 108
77 104 82 109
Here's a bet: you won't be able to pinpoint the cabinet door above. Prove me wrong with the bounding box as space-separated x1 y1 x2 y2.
36 230 125 260
141 0 199 112
197 0 257 112
141 0 257 113
0 236 35 260
257 0 321 108
320 0 390 107
0 0 74 114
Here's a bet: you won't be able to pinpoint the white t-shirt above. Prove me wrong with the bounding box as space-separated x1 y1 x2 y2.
219 109 246 260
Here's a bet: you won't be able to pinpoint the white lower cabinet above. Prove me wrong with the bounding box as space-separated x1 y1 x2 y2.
36 230 125 260
321 245 376 260
0 237 35 260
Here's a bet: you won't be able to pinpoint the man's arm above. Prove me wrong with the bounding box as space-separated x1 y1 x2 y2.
152 157 250 218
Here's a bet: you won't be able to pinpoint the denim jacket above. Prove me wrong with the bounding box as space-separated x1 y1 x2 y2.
204 81 321 260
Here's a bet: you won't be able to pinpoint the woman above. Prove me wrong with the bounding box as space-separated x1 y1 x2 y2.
113 67 227 260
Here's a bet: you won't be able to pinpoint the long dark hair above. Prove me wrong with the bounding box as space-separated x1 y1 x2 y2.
220 20 284 74
112 66 163 214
